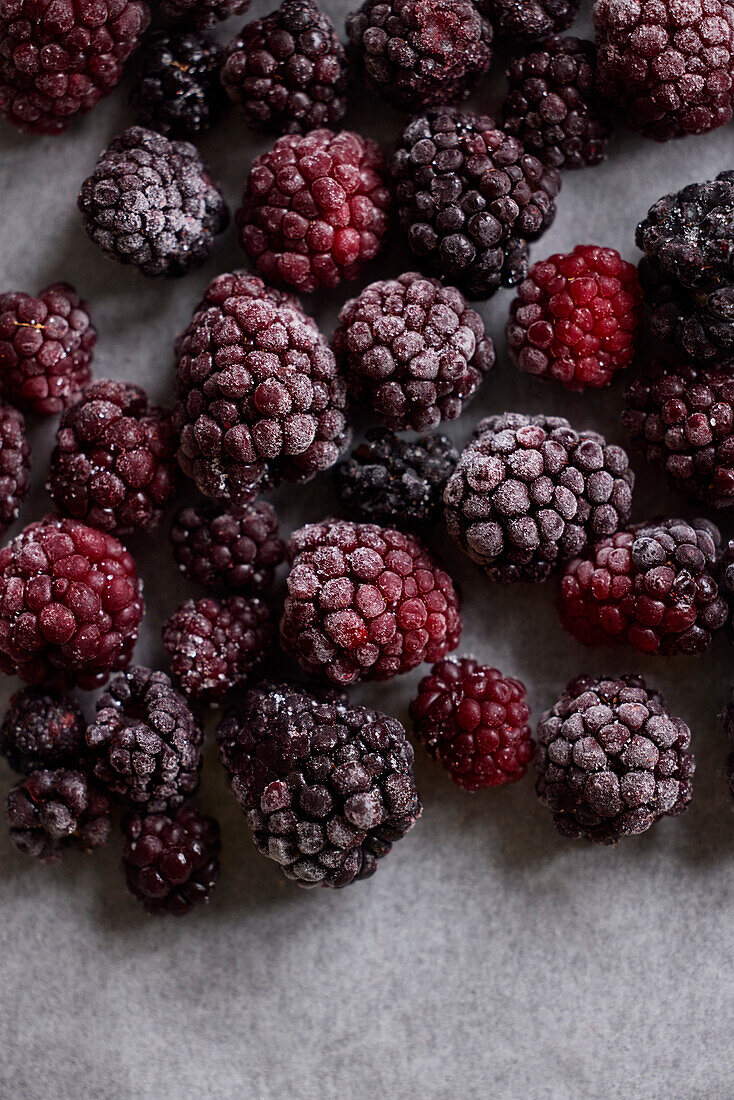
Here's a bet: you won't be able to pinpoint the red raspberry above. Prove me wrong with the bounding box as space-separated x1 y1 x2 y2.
507 245 643 390
409 657 533 791
0 514 144 688
237 128 392 293
280 518 462 684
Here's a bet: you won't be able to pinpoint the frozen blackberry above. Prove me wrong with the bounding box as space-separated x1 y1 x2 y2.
160 0 250 27
122 804 221 915
502 37 611 170
0 0 150 135
0 402 29 536
78 126 228 278
345 0 492 111
559 517 727 655
162 596 273 702
222 0 350 135
334 428 459 532
332 272 495 431
130 28 224 138
0 283 96 417
0 687 85 775
479 0 578 40
48 379 178 535
595 0 734 141
410 656 532 791
217 681 422 888
536 674 694 843
171 499 285 594
623 360 734 508
507 245 643 390
237 127 392 293
0 515 144 688
444 413 634 583
638 257 734 365
86 667 203 812
174 271 350 504
391 107 561 299
280 518 461 684
6 768 111 863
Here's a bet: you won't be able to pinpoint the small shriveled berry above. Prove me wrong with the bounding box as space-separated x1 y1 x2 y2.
7 768 111 863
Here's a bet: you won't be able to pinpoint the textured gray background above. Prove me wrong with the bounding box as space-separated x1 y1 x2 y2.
2 2 734 1098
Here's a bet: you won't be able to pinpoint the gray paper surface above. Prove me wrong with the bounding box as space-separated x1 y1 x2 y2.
1 3 734 1097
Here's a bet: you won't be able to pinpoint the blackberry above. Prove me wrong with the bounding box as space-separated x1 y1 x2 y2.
345 0 492 112
390 106 561 299
559 517 728 655
536 674 694 843
222 0 349 135
502 37 611 170
171 499 285 594
595 0 734 141
334 428 459 532
48 379 178 535
6 768 111 863
77 126 228 278
217 681 422 888
507 245 643 390
0 401 29 536
0 0 150 135
280 518 462 684
332 272 495 431
237 127 392 293
130 28 224 138
479 0 578 41
160 0 250 27
0 515 144 689
0 687 85 775
122 804 221 915
174 271 350 504
444 413 634 583
409 656 533 791
0 283 96 417
638 257 734 365
162 596 273 702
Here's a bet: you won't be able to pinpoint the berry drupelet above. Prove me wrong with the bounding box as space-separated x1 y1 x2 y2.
0 283 96 416
130 28 224 138
558 517 728 655
48 379 178 535
444 413 634 583
638 257 734 366
0 687 85 775
502 37 611 171
171 499 285 594
222 0 349 135
160 0 250 27
78 126 228 278
594 0 734 141
122 805 221 915
623 359 734 508
217 681 422 888
162 596 273 702
0 0 150 135
0 514 144 688
332 272 495 431
345 0 492 112
410 657 533 791
390 107 561 299
86 667 203 812
479 0 579 41
174 272 350 505
334 428 459 533
506 245 643 390
280 518 462 684
0 401 29 536
6 768 111 863
237 128 392 293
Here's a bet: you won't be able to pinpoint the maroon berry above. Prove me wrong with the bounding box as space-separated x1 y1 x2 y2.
0 283 96 416
280 518 462 684
7 768 111 863
0 514 144 688
48 379 178 535
0 687 85 775
480 0 579 41
0 401 29 536
237 128 392 293
171 500 285 594
122 804 221 915
410 657 533 791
